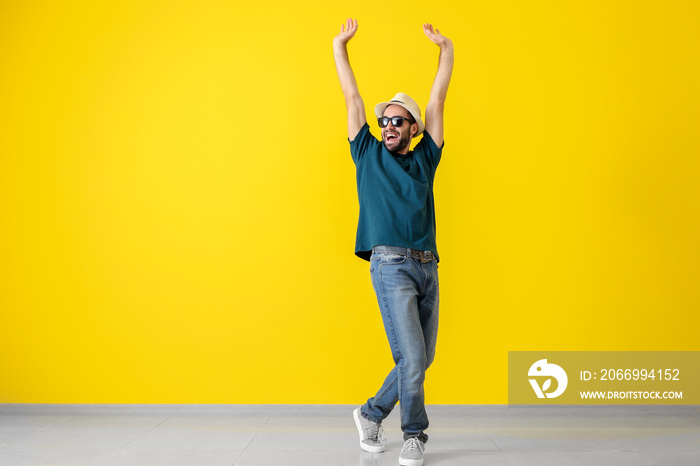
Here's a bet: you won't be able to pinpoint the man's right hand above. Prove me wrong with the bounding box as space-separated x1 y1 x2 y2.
334 18 358 46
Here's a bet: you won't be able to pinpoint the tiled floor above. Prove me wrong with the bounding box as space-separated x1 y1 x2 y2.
0 405 699 465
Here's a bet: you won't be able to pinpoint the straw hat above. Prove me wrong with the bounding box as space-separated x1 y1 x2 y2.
374 92 425 136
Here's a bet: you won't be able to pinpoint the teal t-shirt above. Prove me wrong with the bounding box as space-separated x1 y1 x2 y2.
349 123 443 261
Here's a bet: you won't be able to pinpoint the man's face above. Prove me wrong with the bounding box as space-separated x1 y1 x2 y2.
381 105 417 154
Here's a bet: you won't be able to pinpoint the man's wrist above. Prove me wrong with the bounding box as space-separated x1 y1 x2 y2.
439 39 453 51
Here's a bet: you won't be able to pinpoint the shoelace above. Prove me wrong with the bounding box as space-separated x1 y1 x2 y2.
366 422 386 443
402 437 424 452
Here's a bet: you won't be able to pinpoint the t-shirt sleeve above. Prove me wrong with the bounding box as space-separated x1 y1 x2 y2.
413 130 443 172
348 123 377 164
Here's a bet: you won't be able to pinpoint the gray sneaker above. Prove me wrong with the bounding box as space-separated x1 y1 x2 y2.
399 437 425 466
353 407 386 452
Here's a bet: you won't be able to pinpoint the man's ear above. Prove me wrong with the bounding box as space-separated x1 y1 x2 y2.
411 122 418 138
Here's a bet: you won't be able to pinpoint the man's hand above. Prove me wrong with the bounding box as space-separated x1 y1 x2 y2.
423 23 452 49
335 18 358 46
423 23 454 148
334 18 366 141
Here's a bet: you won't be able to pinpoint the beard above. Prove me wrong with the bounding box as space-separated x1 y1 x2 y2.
383 129 412 154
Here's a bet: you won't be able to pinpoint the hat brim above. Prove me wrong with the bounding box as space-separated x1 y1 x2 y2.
374 101 425 136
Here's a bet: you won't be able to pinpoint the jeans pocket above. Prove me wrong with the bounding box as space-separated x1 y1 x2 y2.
377 252 407 265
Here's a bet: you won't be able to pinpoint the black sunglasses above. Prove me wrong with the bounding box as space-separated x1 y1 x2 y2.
377 116 415 128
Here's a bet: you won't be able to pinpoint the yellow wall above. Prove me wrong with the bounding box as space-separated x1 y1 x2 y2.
1 0 698 404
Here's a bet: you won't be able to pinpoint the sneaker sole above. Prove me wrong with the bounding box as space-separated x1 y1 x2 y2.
353 408 386 453
399 457 424 466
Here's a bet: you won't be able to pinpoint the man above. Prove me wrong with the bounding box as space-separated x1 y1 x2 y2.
333 18 454 466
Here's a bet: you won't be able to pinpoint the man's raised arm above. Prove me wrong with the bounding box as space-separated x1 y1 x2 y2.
333 18 367 141
423 23 454 148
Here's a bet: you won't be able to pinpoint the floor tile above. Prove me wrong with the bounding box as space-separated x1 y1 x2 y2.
425 430 499 451
595 428 700 452
577 416 698 429
0 451 49 466
484 427 620 451
0 449 114 466
57 415 168 429
96 449 244 466
124 416 267 451
504 451 654 466
0 416 71 444
0 416 71 428
674 408 700 427
246 416 356 451
636 451 700 466
473 416 588 429
379 449 512 466
679 416 700 427
233 450 372 466
0 425 153 453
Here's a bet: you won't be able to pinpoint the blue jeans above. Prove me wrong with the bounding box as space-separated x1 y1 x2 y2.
360 250 439 443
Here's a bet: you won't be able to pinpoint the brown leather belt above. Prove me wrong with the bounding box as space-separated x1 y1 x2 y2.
372 246 437 263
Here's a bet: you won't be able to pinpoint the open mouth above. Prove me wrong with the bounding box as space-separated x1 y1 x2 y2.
385 132 399 142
